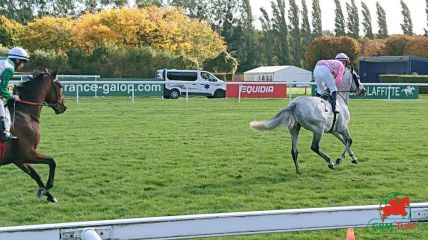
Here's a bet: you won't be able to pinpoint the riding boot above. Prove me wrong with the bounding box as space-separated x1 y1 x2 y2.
331 91 339 114
0 117 17 142
315 92 322 97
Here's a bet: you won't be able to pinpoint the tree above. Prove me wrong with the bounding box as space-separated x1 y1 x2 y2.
301 0 312 67
21 16 73 53
376 1 388 39
0 16 24 47
361 1 374 39
271 0 290 65
346 0 359 39
259 7 275 65
400 0 413 35
288 0 301 66
334 0 346 36
311 0 322 37
236 0 257 71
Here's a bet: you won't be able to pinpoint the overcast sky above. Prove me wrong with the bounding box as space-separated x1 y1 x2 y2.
250 0 426 35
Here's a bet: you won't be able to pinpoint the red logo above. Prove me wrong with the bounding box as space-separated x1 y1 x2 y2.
226 83 287 98
378 195 410 222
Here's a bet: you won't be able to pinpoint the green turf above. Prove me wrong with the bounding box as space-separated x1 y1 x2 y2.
0 95 427 239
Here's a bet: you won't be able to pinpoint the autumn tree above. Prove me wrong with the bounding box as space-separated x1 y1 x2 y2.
0 16 24 47
21 16 73 53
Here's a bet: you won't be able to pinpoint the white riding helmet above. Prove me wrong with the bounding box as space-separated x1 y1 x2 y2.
8 47 30 62
335 53 349 62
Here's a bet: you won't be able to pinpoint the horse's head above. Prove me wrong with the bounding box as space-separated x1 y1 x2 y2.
346 66 366 97
44 71 67 114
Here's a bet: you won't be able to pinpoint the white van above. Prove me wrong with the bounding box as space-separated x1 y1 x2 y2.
156 69 226 99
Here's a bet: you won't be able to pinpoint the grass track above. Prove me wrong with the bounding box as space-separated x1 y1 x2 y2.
0 95 427 239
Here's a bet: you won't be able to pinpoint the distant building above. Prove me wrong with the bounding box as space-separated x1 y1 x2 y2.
358 56 428 83
243 66 312 84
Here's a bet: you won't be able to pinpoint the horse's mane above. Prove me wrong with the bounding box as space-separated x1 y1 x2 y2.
14 72 46 97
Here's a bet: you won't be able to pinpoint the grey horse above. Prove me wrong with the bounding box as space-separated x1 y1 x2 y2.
250 67 366 174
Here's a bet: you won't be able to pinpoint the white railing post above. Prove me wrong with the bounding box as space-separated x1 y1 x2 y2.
238 84 241 103
186 84 189 102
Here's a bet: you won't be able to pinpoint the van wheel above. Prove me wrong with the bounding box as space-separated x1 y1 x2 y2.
170 89 180 99
213 89 225 98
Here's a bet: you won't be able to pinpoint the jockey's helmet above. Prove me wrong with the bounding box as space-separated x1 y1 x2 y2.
8 47 30 62
335 53 349 62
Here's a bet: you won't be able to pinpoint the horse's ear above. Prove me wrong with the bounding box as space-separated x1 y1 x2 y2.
350 65 354 72
51 71 58 79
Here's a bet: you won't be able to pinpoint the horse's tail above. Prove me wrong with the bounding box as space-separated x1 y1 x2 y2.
250 104 296 131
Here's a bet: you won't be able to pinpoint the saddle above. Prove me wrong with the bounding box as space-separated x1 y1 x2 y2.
0 141 5 163
315 89 338 133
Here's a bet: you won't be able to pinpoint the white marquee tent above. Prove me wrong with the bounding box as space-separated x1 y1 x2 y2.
244 66 312 84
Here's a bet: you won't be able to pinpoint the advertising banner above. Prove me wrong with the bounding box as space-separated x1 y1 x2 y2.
62 82 163 97
311 85 419 99
226 83 287 98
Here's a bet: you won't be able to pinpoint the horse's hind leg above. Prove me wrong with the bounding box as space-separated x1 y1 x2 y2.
289 124 301 174
28 153 56 190
310 132 335 169
16 163 57 202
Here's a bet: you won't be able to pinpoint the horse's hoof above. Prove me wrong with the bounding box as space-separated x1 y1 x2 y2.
47 196 58 203
352 159 358 164
36 188 47 199
336 158 343 165
328 164 335 170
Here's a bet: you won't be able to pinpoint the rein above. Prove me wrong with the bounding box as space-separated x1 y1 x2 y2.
16 99 44 107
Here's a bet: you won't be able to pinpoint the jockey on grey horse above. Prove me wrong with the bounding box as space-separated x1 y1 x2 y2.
250 56 366 174
314 53 350 113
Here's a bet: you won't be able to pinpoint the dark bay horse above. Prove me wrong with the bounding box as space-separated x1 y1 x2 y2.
1 70 66 202
250 68 366 174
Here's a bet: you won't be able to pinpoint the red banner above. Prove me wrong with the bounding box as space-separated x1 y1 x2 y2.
226 83 287 98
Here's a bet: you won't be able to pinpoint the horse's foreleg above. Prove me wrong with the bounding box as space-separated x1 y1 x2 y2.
332 132 347 165
341 129 358 163
289 124 301 174
310 132 334 169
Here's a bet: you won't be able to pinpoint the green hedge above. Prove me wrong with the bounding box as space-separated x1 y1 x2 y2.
379 74 428 94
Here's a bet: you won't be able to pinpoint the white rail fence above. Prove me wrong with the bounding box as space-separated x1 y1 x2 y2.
0 203 427 240
10 80 427 103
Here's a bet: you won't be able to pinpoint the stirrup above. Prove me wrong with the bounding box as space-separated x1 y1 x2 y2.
0 132 17 141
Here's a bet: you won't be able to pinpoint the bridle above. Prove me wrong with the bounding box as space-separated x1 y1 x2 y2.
336 69 361 105
16 72 62 109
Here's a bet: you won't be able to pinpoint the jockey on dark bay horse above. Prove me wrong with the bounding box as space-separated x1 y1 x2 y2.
0 47 30 141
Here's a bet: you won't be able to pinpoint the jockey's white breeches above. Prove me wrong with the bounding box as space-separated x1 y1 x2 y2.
314 65 338 95
0 98 11 130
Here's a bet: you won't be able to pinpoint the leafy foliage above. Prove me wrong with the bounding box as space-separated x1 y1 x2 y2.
334 0 346 36
346 0 359 39
71 7 225 66
361 1 374 39
0 15 23 47
21 16 73 53
305 36 360 69
400 0 413 35
376 2 388 39
311 0 322 37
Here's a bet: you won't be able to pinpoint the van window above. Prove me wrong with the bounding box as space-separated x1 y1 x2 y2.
201 72 218 82
167 72 198 81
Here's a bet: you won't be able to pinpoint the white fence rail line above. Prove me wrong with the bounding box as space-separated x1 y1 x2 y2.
9 80 428 103
0 203 427 240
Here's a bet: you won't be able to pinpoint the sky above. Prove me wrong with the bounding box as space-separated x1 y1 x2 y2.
249 0 427 35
